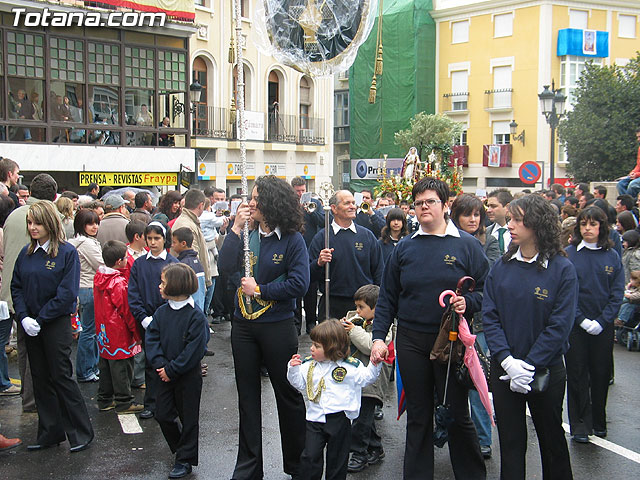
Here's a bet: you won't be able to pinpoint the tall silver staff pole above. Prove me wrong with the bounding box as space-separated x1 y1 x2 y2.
233 0 252 312
318 182 335 320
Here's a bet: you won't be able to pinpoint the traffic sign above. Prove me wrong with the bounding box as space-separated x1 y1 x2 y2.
519 161 542 185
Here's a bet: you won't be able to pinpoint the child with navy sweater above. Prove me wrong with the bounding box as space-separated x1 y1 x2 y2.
171 227 206 311
128 221 178 419
146 263 209 479
565 206 624 442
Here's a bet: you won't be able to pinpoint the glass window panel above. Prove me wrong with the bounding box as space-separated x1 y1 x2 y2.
7 78 45 143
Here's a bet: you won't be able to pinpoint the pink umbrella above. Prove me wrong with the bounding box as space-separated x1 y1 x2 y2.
439 290 494 424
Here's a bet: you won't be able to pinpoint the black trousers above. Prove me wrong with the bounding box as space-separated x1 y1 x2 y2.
230 317 306 480
16 320 35 410
23 315 94 447
491 360 572 480
141 329 159 412
295 280 319 334
350 396 382 456
317 295 355 323
300 412 351 480
97 356 134 411
396 326 485 480
155 367 202 466
565 323 614 434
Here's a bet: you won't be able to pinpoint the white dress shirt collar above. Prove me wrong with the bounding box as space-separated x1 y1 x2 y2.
259 225 282 239
331 220 357 235
577 240 601 251
168 296 195 310
508 247 549 268
34 239 51 254
411 220 461 239
146 249 168 260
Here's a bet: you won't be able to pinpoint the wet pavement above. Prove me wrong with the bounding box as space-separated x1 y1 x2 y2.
2 319 640 479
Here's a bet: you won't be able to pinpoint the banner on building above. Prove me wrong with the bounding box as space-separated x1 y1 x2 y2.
264 164 286 178
79 172 178 186
227 163 256 180
198 162 216 180
295 163 316 180
351 158 403 180
77 0 196 21
239 111 265 141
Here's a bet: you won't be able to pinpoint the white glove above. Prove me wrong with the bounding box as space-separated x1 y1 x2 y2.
585 320 603 335
500 355 535 381
21 317 41 337
141 316 153 330
509 377 531 394
580 318 592 331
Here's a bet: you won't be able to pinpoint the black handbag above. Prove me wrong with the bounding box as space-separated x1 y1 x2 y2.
454 341 491 391
529 367 550 393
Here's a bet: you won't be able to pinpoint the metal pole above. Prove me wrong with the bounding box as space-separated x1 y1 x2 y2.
233 0 252 311
550 122 555 187
323 205 330 320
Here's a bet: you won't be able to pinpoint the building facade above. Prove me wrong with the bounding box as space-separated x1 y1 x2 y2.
433 0 640 191
191 0 334 195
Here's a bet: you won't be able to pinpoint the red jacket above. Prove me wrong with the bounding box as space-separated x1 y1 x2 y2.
94 266 142 360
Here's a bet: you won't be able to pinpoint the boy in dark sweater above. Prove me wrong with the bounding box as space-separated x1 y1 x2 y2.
171 227 206 312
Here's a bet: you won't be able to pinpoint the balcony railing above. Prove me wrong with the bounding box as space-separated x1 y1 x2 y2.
193 106 325 145
484 88 513 110
443 92 469 112
335 126 350 143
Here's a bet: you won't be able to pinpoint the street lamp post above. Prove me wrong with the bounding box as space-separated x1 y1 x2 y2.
538 81 566 186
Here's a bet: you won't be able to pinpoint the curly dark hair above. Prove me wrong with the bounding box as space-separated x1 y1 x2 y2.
157 190 182 221
504 194 566 270
380 208 408 244
254 175 304 235
450 194 487 236
571 206 612 250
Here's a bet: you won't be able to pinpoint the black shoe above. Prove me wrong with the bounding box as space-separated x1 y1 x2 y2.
168 462 192 479
27 442 60 451
480 445 492 459
594 429 607 438
210 316 221 325
347 454 368 473
374 405 384 420
260 366 269 378
366 448 385 465
572 434 589 443
70 437 93 453
139 409 154 419
204 350 215 357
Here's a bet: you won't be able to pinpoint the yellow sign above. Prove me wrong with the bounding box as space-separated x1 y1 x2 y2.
79 172 178 187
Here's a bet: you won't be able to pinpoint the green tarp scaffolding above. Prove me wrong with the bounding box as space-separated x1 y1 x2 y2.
349 0 435 192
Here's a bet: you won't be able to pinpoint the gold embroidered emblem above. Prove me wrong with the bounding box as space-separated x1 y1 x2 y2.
272 253 284 264
355 242 364 251
332 366 347 382
604 266 614 275
45 260 56 270
534 287 548 300
444 254 457 266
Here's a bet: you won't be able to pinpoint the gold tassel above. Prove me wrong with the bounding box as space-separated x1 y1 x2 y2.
229 97 236 125
228 37 235 64
369 76 377 104
375 44 383 75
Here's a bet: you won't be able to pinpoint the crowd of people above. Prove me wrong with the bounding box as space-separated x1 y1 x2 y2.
0 155 634 480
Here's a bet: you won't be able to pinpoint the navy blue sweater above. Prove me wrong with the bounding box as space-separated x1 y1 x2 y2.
177 249 205 276
566 245 624 327
372 229 489 339
355 210 385 239
145 303 209 379
128 253 179 324
378 238 399 266
483 254 578 367
303 198 325 246
309 224 384 298
218 229 310 323
11 242 80 324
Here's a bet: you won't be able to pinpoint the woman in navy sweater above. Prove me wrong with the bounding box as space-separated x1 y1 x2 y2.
371 178 489 480
483 194 578 480
565 206 624 443
218 175 309 480
11 200 94 452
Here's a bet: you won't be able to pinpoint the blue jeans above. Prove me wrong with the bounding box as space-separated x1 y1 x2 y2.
76 287 99 380
617 176 640 198
204 277 217 315
193 276 206 312
0 319 12 390
618 299 637 325
469 332 492 446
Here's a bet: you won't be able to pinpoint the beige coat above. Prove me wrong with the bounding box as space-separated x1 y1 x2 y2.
170 208 212 287
68 235 104 289
348 319 394 401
